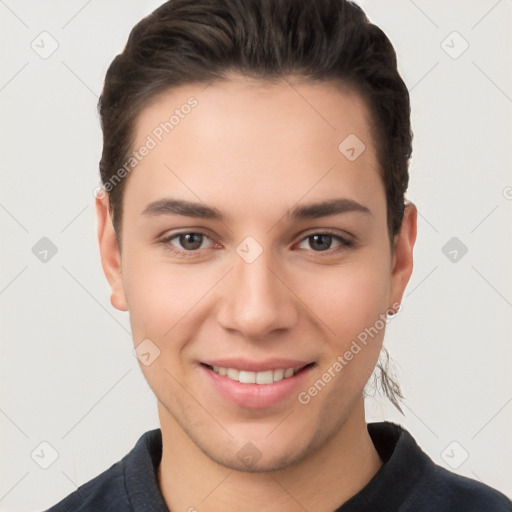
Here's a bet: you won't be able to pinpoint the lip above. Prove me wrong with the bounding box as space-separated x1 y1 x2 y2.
200 359 315 409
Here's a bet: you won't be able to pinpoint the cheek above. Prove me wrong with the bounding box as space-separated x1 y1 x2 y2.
301 258 391 342
121 250 217 342
121 256 211 397
298 253 391 402
300 266 390 413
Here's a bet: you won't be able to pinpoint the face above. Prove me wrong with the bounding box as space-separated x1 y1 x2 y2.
97 75 416 472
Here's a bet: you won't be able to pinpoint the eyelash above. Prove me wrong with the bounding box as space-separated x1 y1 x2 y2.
158 230 354 258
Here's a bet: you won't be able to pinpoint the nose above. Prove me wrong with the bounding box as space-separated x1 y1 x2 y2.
216 247 299 341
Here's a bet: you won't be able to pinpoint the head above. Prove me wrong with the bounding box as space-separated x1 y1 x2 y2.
96 0 416 471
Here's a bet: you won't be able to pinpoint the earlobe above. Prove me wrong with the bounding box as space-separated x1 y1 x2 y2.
390 202 418 308
95 194 128 312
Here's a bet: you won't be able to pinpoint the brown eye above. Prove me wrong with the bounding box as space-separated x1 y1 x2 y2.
297 232 352 253
160 231 210 256
175 233 204 251
307 234 333 252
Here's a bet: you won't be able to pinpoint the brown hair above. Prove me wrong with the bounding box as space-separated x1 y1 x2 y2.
98 0 412 410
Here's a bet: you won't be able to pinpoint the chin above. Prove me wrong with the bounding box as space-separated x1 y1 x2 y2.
206 443 307 473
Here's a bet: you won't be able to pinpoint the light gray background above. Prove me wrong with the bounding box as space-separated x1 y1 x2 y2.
1 1 511 510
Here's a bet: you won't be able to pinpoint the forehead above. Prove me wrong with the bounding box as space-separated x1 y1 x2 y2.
134 75 376 155
124 76 384 225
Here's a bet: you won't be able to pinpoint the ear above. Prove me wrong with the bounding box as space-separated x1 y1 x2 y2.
389 202 417 310
96 193 128 311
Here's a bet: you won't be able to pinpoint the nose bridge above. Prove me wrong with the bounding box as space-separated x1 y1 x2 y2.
217 239 297 339
237 250 277 300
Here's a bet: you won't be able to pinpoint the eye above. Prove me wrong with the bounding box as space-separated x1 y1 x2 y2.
297 233 352 252
160 231 214 255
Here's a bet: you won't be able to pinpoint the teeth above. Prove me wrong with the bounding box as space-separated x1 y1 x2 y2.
256 370 273 385
210 366 298 384
239 370 256 384
227 368 240 380
273 369 284 382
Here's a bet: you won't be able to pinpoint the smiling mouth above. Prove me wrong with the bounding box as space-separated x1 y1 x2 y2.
202 363 315 385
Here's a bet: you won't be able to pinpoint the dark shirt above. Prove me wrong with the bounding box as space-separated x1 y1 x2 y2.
45 422 512 511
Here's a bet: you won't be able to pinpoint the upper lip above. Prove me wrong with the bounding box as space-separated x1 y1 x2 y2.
201 358 313 372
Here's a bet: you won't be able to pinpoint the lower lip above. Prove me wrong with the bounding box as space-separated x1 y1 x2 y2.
201 364 314 409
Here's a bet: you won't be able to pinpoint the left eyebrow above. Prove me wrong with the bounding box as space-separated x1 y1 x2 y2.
287 198 372 220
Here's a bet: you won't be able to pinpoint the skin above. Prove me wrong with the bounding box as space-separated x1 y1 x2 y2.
96 75 417 512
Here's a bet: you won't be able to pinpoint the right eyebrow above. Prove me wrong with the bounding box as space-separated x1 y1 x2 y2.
141 198 225 221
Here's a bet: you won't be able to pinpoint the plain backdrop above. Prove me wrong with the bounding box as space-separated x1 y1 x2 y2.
1 1 511 510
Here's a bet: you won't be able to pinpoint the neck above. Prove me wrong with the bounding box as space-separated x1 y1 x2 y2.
157 400 382 512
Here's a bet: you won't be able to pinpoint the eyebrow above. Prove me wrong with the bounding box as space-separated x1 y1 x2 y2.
141 197 371 221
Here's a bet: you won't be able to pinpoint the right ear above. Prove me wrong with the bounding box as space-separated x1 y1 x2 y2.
95 193 128 311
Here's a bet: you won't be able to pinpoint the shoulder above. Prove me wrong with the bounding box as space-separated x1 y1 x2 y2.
411 464 512 512
392 424 512 512
44 459 130 511
367 422 512 512
44 429 164 512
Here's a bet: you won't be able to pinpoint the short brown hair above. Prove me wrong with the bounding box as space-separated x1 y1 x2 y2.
98 0 412 410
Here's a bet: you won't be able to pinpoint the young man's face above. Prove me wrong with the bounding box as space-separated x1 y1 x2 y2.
97 75 416 472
